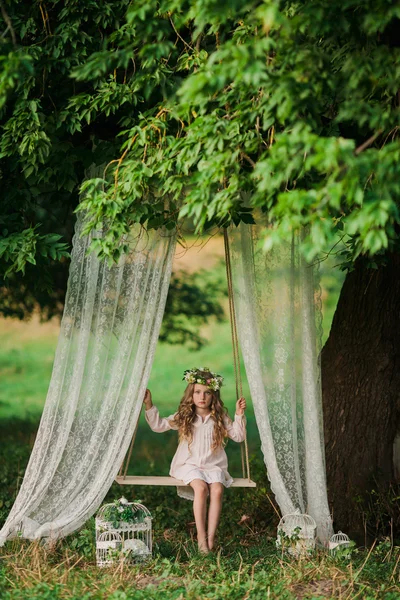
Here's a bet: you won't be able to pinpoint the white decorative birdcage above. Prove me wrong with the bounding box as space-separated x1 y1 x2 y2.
329 531 351 555
96 531 123 567
277 513 317 556
96 498 152 567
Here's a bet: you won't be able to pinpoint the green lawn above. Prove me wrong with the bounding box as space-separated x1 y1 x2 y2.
0 317 251 419
0 333 57 421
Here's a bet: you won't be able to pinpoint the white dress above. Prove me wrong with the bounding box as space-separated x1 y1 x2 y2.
145 405 246 500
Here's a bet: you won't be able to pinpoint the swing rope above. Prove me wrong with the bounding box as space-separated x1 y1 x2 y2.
119 413 140 478
223 228 251 482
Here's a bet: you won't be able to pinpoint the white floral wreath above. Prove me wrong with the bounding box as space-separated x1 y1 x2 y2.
183 367 224 391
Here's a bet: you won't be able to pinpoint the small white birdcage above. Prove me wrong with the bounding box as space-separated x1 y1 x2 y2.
277 513 317 556
96 498 152 567
96 531 123 567
329 531 351 556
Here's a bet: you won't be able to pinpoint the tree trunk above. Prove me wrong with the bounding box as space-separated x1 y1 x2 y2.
321 256 400 541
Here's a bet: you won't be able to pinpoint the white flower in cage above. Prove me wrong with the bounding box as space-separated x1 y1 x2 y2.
123 538 150 556
117 506 124 513
119 497 129 505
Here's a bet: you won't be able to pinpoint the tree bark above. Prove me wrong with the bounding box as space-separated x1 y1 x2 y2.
321 256 400 541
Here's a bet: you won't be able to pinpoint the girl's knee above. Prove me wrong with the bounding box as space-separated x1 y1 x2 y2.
210 483 224 498
197 482 209 497
191 480 209 496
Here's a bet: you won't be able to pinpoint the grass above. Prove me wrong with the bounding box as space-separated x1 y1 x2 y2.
3 242 398 599
1 531 399 599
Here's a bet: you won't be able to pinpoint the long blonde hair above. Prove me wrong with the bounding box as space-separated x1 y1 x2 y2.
170 374 230 451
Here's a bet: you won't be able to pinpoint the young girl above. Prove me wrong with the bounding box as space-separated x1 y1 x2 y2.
143 367 246 553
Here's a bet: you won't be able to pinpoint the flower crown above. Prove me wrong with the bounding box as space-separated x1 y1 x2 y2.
183 367 224 391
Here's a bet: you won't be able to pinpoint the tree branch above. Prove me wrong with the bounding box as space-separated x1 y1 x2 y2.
240 152 256 168
355 130 382 155
168 13 193 51
0 0 16 47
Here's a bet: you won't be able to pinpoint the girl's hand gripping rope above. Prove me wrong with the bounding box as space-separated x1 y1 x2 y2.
143 389 153 411
235 397 246 416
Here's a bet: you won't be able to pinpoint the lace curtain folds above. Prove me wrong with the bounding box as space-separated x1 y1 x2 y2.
0 217 176 545
229 223 333 543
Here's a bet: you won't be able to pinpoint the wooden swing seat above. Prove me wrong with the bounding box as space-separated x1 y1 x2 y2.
115 475 256 487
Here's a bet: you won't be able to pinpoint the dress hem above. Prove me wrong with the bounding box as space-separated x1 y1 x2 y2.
172 468 233 501
182 474 233 488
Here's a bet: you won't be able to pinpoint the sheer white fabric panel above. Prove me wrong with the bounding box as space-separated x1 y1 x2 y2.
230 223 332 543
0 219 176 545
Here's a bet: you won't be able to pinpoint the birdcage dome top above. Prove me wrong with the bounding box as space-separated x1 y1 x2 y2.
278 513 317 529
96 500 151 522
330 531 350 543
97 530 122 541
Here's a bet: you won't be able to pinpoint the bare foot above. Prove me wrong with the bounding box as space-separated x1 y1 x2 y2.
198 540 210 554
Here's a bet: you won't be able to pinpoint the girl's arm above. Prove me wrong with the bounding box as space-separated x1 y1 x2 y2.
224 413 246 442
143 391 178 433
145 405 178 433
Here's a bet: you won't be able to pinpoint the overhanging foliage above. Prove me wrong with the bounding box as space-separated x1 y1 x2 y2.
1 0 399 275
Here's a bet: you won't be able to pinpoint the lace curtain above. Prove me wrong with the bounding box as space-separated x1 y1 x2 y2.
229 223 333 543
0 216 176 545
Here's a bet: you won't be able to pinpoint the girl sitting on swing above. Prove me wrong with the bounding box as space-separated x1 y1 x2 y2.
143 367 247 553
